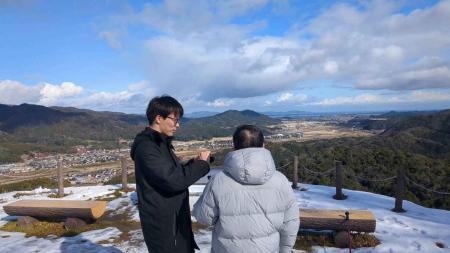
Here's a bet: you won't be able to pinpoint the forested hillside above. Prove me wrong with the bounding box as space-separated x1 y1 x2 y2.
268 110 450 210
0 104 278 163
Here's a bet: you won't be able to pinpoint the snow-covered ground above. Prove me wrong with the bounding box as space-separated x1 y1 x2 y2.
0 184 449 253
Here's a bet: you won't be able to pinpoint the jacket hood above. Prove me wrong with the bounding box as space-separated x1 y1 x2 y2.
130 127 173 160
223 147 276 185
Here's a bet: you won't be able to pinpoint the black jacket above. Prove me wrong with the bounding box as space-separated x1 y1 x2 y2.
131 127 210 253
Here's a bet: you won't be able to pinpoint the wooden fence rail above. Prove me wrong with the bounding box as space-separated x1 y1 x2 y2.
48 154 426 214
290 156 406 212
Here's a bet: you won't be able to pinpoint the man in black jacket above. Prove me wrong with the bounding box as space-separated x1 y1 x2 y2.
131 95 210 253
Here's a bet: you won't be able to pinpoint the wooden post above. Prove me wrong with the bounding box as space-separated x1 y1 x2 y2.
392 167 406 212
121 156 128 190
333 161 347 200
292 156 299 189
57 158 64 198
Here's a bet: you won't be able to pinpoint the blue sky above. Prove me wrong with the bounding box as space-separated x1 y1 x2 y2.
1 0 449 113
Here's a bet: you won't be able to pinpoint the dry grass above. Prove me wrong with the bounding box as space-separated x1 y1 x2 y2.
47 193 71 198
13 192 47 198
294 234 334 251
294 232 380 252
94 189 125 202
351 233 381 248
0 207 140 241
191 221 209 233
121 187 135 193
1 220 102 238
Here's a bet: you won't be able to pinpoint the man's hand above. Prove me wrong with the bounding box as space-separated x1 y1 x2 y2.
197 150 211 162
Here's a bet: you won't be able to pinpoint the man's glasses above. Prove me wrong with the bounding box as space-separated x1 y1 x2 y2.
166 116 180 124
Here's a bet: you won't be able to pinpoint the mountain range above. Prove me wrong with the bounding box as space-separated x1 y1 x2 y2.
0 103 279 163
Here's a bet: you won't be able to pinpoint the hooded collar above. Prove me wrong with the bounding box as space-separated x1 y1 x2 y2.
130 127 175 161
223 147 276 185
143 127 174 146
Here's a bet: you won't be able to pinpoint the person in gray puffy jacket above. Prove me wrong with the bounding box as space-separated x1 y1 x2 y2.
193 125 300 253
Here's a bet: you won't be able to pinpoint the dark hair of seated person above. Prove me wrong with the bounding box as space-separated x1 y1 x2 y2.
232 125 264 150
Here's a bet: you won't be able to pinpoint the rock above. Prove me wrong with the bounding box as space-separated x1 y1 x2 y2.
64 218 87 230
334 230 352 248
17 216 39 229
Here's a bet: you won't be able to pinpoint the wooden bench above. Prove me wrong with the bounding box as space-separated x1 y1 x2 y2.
299 208 376 232
299 209 376 248
3 200 107 221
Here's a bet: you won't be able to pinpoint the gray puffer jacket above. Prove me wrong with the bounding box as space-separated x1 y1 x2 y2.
193 148 299 253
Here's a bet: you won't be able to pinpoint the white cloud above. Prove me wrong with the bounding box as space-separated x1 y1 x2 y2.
276 92 308 103
371 45 404 61
98 30 123 49
128 80 151 92
357 66 450 90
0 80 41 105
311 91 450 106
39 82 83 105
0 80 82 106
408 90 450 103
140 35 306 100
7 0 445 112
106 0 449 103
297 0 450 90
312 94 388 106
206 98 234 108
323 60 339 74
0 80 156 113
73 81 156 112
277 92 293 102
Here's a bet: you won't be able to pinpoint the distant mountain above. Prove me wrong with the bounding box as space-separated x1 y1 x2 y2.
0 104 84 132
263 110 383 119
0 104 149 163
262 110 315 119
379 109 450 159
345 110 437 130
50 106 148 125
191 110 278 126
345 109 450 158
176 110 280 140
184 111 219 118
0 104 148 133
0 104 280 162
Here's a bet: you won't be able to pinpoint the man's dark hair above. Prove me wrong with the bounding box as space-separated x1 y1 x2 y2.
146 95 184 125
233 125 264 150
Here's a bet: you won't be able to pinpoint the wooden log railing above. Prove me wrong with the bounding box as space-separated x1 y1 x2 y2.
293 157 408 212
3 200 107 220
299 208 376 233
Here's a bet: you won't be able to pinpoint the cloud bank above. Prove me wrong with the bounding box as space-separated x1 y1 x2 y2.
98 0 450 105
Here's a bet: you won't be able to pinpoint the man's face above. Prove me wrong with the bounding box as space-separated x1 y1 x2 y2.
157 113 180 137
